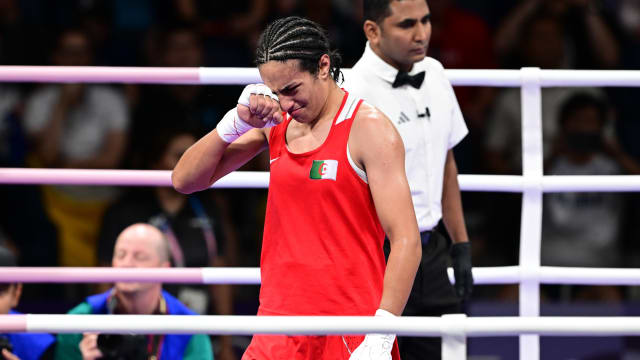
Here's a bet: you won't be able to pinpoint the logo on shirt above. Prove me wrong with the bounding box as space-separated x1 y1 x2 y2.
310 160 338 181
397 111 411 125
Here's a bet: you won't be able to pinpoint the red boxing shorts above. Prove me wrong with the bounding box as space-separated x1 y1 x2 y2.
241 334 401 360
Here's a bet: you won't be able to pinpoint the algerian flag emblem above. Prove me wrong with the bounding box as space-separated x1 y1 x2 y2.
310 160 338 181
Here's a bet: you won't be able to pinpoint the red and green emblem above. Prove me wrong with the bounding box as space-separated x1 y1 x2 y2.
310 160 338 181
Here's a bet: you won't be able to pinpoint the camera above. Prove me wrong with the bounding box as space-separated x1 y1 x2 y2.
97 334 148 360
0 335 13 360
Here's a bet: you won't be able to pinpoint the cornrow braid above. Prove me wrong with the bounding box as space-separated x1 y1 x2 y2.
256 16 343 83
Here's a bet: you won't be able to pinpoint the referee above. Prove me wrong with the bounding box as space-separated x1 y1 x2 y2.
343 0 473 359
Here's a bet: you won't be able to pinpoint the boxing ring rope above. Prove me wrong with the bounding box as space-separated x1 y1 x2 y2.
2 168 640 192
2 66 640 360
2 66 640 87
3 314 640 337
3 265 640 286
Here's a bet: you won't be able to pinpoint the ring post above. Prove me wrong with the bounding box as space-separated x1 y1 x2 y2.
441 314 467 360
519 67 544 360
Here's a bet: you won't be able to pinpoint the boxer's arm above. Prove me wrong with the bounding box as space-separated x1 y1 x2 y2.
172 85 281 194
348 104 421 360
350 104 421 316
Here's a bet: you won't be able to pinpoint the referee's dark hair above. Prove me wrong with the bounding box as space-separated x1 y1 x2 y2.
255 16 343 83
364 0 395 23
364 0 429 23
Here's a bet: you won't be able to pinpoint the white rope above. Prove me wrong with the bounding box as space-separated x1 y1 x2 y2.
1 66 640 87
2 168 640 192
2 266 640 286
445 69 640 87
448 266 640 285
2 66 639 360
1 314 638 336
0 168 270 188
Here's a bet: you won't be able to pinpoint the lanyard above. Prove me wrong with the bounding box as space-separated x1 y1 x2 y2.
188 196 218 261
150 196 218 267
153 216 185 267
147 297 167 360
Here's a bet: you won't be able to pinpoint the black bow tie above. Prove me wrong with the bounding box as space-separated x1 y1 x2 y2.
392 70 425 89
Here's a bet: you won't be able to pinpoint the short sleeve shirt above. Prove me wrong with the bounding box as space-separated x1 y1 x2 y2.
486 87 604 172
541 154 622 267
344 43 468 231
24 85 128 161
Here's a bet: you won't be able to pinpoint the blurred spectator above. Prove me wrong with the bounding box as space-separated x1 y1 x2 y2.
0 86 20 164
428 0 497 127
97 129 237 359
266 0 304 18
485 11 607 174
107 0 157 66
307 0 366 67
428 0 496 114
332 0 364 21
610 0 640 159
0 85 58 268
424 0 498 250
541 93 640 301
616 0 640 37
607 0 640 273
22 28 129 268
0 246 56 360
24 28 128 170
0 0 48 65
483 10 609 274
494 0 620 69
167 0 266 39
130 23 231 168
0 0 24 65
543 93 624 267
55 223 213 360
157 0 267 67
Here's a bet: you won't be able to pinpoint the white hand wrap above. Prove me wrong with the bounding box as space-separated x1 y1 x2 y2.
216 84 281 143
348 309 396 360
215 108 252 143
238 83 279 106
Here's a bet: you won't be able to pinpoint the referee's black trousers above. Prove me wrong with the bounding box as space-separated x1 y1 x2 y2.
384 227 462 360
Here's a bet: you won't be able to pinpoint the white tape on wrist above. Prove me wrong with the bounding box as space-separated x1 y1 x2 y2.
372 309 396 353
375 309 396 318
215 108 253 143
345 309 397 359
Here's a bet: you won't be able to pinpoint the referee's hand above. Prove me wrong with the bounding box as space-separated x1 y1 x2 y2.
451 242 473 301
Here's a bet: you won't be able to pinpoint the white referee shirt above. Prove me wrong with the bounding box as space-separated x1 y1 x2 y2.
344 43 468 232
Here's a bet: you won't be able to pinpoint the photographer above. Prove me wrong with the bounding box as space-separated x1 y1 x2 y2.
0 246 56 360
54 223 213 360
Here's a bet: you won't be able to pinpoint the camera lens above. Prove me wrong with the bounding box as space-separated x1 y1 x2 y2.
97 334 147 360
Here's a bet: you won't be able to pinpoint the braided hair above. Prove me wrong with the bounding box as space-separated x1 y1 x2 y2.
256 16 343 83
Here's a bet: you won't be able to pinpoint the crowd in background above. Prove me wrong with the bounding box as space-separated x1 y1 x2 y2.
1 0 640 333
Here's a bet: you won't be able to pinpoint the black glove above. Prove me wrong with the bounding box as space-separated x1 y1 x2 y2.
450 242 473 301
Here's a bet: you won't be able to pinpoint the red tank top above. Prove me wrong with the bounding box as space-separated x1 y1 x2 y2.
259 90 386 316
